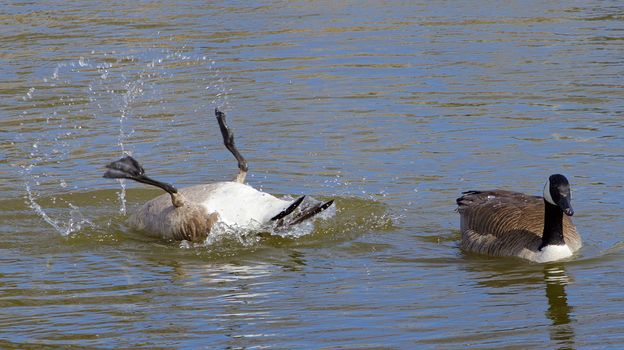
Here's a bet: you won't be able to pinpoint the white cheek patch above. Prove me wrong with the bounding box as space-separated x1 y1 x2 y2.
543 179 556 205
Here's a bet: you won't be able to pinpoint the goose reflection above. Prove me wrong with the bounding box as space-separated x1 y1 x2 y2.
543 264 575 349
461 257 576 349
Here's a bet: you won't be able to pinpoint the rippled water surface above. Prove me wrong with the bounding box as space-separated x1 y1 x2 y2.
2 1 623 348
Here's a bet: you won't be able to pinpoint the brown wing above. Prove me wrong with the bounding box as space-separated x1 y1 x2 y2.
457 190 546 257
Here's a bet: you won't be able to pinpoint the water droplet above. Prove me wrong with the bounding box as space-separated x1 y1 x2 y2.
24 87 35 100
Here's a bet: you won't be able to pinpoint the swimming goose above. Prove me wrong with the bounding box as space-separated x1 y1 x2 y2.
104 109 333 242
457 174 581 262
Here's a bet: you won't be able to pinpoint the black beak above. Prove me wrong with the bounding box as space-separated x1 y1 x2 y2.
558 196 574 216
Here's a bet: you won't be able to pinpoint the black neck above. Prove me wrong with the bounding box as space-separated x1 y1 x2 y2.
540 200 565 249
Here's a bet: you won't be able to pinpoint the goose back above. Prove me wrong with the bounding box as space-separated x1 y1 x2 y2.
128 197 217 241
457 190 581 260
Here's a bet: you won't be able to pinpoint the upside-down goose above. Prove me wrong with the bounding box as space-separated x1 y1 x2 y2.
103 109 333 241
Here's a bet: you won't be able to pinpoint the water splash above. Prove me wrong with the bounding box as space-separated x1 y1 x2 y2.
15 50 232 236
115 79 145 214
15 59 97 236
177 196 338 249
173 195 394 253
23 176 94 236
116 179 128 215
25 182 67 234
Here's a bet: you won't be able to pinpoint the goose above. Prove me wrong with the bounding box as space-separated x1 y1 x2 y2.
456 174 581 262
103 109 334 242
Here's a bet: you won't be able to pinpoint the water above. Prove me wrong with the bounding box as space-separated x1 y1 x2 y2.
2 1 623 348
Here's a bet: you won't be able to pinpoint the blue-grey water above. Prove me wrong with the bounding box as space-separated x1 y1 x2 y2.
2 1 623 348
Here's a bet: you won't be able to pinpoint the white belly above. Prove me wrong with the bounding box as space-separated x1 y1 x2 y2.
196 182 290 228
533 244 573 263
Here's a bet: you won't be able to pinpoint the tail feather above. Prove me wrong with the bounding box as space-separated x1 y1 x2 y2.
291 200 334 226
271 196 305 221
286 200 334 227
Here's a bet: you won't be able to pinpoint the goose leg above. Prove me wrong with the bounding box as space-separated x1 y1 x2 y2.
103 155 184 207
215 108 248 183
